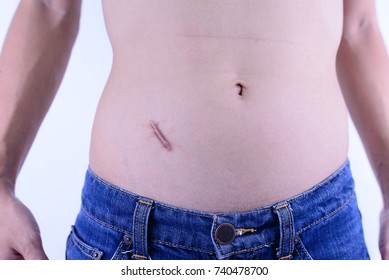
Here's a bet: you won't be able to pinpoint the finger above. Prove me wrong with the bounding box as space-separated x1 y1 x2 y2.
26 249 49 260
0 248 24 260
379 241 389 260
17 235 49 260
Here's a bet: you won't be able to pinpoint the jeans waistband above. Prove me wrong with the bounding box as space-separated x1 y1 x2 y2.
81 159 355 259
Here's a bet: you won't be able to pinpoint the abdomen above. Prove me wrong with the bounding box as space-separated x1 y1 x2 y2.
89 0 347 211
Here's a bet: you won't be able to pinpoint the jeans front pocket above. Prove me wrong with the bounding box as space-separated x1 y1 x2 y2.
66 226 104 260
293 193 369 260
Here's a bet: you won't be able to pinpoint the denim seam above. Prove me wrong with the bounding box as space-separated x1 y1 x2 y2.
284 162 348 205
120 245 132 260
217 208 270 216
295 245 303 260
213 217 275 258
295 192 354 235
134 202 141 255
81 206 131 234
279 254 292 260
220 242 275 258
88 169 138 200
70 230 97 259
155 204 214 218
301 242 312 260
215 162 348 217
111 242 125 260
89 167 279 218
295 238 313 260
287 206 293 255
72 240 94 259
213 217 222 254
141 204 147 257
87 159 347 220
152 239 214 254
280 209 286 257
88 169 214 219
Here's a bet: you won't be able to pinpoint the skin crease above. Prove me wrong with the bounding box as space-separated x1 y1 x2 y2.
1 0 389 259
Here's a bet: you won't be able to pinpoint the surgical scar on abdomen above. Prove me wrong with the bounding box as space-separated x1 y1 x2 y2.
150 120 172 151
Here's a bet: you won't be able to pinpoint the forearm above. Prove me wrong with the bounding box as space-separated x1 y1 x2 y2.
337 23 389 208
0 0 80 187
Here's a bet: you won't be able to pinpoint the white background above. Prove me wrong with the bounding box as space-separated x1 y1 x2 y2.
0 0 388 260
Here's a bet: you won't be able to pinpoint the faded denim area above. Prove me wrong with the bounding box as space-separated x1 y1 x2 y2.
66 159 369 260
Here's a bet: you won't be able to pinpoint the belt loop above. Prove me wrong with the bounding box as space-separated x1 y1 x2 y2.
132 198 153 260
274 203 295 260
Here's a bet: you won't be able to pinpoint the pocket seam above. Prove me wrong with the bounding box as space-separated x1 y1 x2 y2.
294 237 313 260
69 226 103 260
111 242 133 260
296 192 354 236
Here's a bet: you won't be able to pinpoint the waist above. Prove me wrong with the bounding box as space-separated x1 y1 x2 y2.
80 158 355 257
89 79 348 211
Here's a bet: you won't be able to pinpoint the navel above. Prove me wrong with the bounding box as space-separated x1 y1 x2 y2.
234 80 247 97
236 83 244 96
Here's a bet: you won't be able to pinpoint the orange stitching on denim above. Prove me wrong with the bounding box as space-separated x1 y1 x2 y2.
140 204 149 257
90 166 274 218
153 239 214 253
155 204 214 218
301 244 313 260
296 192 354 235
111 242 124 260
70 231 98 259
217 207 270 216
212 216 275 258
295 238 313 260
221 242 275 258
286 205 293 255
133 254 148 259
88 169 138 199
283 160 348 205
81 206 130 234
275 203 289 210
279 254 292 260
134 203 141 255
87 158 349 221
140 206 145 256
88 168 214 218
139 199 153 206
295 245 303 260
279 208 286 257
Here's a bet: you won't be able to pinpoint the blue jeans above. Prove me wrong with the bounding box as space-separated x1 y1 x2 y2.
66 159 369 260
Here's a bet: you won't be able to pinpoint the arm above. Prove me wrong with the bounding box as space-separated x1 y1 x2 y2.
336 0 389 259
0 0 81 259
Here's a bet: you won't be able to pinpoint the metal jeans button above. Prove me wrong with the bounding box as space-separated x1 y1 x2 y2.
215 223 236 245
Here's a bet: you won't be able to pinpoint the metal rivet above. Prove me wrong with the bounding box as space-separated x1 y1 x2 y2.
123 234 132 244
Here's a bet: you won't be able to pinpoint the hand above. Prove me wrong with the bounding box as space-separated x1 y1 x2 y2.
0 185 48 260
379 208 389 260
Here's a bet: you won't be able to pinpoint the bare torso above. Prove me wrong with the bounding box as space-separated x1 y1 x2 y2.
89 0 348 212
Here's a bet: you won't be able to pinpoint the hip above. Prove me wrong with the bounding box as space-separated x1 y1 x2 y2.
66 158 369 260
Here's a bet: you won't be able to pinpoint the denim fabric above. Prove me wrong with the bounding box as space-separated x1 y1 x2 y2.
66 159 369 260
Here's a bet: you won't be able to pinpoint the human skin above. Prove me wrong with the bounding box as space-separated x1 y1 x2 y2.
0 0 389 259
91 0 347 211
